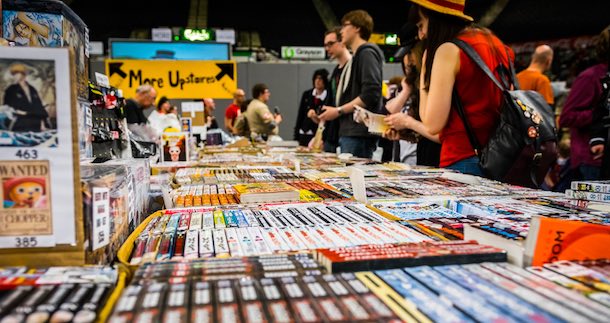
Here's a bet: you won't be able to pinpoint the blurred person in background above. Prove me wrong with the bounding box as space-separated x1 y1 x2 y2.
203 98 218 130
245 84 282 141
295 69 329 146
560 25 610 180
517 45 555 106
225 89 245 134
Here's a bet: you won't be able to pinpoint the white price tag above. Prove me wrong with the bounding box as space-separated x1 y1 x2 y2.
0 236 55 249
348 167 367 204
91 187 110 250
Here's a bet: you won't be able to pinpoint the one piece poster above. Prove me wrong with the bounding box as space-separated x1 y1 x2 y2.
0 47 77 248
0 160 52 240
2 11 63 48
161 132 189 163
62 18 88 99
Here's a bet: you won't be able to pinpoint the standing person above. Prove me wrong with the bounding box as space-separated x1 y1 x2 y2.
203 98 219 129
3 63 48 132
124 84 157 125
224 89 245 134
148 96 180 135
295 69 328 146
561 26 610 180
408 0 514 176
245 84 282 140
318 10 384 158
308 27 352 153
383 41 442 167
517 45 555 106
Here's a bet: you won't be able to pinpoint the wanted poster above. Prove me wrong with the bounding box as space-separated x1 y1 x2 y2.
0 47 78 249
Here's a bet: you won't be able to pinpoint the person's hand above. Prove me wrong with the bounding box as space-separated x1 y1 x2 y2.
274 113 283 124
385 113 414 131
592 144 604 160
383 129 400 141
319 105 340 121
307 109 320 124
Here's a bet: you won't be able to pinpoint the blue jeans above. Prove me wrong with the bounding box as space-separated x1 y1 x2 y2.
339 136 377 159
446 156 485 177
578 165 601 181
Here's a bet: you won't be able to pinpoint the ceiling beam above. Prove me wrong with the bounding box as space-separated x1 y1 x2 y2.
478 0 511 27
312 0 339 32
188 0 208 28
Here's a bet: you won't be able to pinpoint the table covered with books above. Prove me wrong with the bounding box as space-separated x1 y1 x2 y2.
3 146 610 322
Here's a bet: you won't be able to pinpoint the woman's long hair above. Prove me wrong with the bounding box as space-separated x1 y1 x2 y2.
409 5 469 90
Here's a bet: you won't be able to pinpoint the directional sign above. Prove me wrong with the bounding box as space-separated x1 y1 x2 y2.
105 59 237 99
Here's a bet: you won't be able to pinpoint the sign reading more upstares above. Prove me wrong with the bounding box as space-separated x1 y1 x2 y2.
281 46 326 60
105 60 237 99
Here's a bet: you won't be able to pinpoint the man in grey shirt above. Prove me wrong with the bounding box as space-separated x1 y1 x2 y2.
319 9 384 158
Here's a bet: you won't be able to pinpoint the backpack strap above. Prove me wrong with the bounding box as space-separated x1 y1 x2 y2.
450 39 506 91
452 89 482 156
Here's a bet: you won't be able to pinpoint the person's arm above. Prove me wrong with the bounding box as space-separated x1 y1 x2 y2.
225 116 235 134
420 43 460 135
385 80 411 114
384 113 440 143
17 12 49 38
559 73 599 128
224 107 237 134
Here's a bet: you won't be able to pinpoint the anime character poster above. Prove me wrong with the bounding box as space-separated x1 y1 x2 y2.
0 160 52 237
3 11 62 48
0 58 57 147
62 18 88 99
161 132 189 163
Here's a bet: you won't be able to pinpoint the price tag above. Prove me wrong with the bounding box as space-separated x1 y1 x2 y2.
348 167 367 204
91 187 110 250
0 236 55 249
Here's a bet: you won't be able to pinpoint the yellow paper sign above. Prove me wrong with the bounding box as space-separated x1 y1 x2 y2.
105 59 236 99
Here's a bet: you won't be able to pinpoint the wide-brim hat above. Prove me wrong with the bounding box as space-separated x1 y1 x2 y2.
9 63 27 75
409 0 474 22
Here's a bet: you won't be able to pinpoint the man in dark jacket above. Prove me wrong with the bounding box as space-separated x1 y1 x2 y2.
318 10 384 158
4 63 48 132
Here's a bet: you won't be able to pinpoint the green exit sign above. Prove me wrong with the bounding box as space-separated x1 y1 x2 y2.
179 28 215 42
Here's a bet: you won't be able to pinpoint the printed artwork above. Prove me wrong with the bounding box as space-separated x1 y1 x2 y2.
3 11 62 48
161 132 189 163
62 18 89 99
0 160 53 236
0 58 57 147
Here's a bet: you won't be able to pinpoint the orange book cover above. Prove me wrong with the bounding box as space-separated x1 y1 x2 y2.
530 217 610 266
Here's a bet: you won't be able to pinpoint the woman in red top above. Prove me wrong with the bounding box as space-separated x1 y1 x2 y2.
408 0 514 176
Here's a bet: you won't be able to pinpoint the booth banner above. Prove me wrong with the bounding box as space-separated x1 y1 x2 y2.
105 59 236 99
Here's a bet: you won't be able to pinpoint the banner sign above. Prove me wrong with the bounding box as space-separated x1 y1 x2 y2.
105 59 236 99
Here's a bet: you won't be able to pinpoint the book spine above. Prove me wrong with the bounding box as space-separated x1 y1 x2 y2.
571 181 610 193
212 229 230 257
225 228 243 257
184 229 199 259
199 229 214 258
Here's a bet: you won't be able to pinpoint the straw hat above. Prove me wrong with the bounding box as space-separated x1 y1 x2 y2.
9 63 27 75
408 0 474 22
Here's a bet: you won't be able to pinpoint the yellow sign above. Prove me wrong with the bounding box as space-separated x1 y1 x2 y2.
105 59 237 99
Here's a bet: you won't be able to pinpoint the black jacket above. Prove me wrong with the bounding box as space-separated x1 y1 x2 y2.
338 43 384 137
294 89 324 146
124 99 148 125
4 83 48 132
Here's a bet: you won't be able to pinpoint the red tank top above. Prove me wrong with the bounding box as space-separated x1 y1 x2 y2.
438 29 514 167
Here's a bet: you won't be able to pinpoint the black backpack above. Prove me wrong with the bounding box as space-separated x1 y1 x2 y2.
451 39 558 188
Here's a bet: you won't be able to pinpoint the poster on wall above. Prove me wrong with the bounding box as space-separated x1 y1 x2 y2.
0 47 77 249
2 11 63 47
62 18 88 98
161 132 189 163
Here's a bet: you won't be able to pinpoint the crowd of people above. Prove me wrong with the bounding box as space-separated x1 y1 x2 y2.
122 0 610 185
